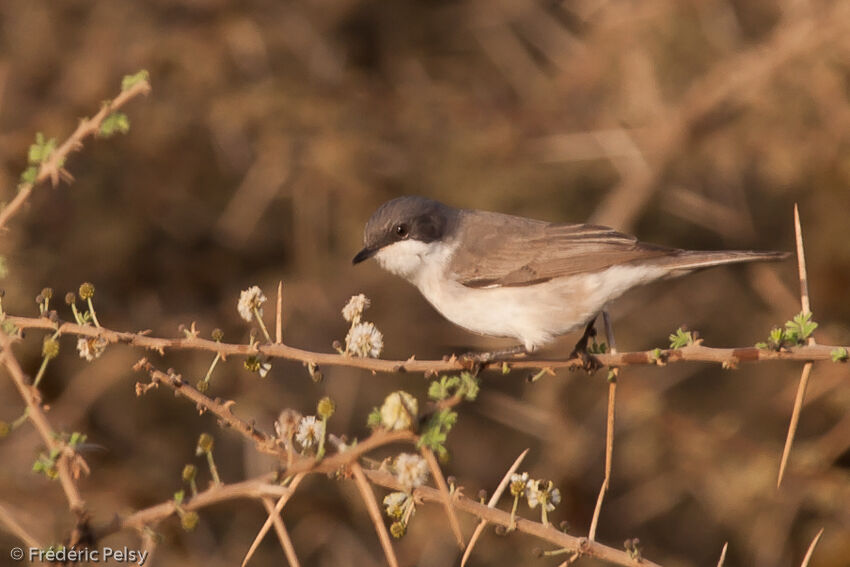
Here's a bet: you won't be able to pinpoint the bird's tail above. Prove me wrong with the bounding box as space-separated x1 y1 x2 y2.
651 250 790 276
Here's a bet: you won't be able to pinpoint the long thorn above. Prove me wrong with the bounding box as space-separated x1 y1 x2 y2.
422 447 464 547
778 204 816 489
275 281 283 344
241 473 304 567
351 463 399 567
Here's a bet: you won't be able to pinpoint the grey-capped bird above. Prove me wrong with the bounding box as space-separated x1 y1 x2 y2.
353 196 787 362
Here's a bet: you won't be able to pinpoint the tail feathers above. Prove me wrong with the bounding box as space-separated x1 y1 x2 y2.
651 250 790 274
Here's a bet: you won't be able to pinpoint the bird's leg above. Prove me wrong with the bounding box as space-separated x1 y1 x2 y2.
569 316 603 373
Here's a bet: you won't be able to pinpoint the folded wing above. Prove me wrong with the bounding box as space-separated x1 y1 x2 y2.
448 211 676 288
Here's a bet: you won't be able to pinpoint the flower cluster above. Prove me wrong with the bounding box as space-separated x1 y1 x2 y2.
336 294 383 358
274 398 336 458
341 293 370 323
507 472 562 528
394 453 429 492
237 286 267 322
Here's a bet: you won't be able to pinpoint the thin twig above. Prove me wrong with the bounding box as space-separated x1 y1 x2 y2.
589 311 617 541
8 315 848 373
366 468 658 567
461 449 529 567
799 528 824 567
0 501 44 549
0 331 86 514
241 473 306 567
421 446 465 547
0 78 151 230
351 462 400 567
777 204 816 489
261 497 302 567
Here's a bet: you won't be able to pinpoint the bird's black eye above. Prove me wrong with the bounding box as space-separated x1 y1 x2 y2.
395 224 409 238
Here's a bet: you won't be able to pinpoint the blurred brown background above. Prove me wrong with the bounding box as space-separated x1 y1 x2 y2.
1 1 849 566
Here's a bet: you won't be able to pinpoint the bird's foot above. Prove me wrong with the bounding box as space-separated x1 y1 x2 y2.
568 345 603 373
456 345 527 372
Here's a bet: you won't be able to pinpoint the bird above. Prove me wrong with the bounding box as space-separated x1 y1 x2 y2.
352 196 787 365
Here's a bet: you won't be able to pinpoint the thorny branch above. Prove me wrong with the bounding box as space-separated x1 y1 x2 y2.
106 357 656 567
0 76 151 231
7 314 848 374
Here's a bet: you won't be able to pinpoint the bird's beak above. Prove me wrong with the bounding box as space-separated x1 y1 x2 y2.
352 246 377 265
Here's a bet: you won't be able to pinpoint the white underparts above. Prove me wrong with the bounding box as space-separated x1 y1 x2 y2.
374 240 668 351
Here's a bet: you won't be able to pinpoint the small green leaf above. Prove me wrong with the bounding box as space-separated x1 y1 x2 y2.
20 166 38 185
173 490 185 505
417 409 458 458
99 112 130 137
785 311 817 344
831 347 848 363
669 327 693 349
27 132 57 165
0 255 7 279
122 70 150 91
366 408 382 429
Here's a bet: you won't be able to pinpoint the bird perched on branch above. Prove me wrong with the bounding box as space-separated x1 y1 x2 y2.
353 196 787 367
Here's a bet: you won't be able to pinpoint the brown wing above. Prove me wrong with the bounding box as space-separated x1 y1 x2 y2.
448 211 676 288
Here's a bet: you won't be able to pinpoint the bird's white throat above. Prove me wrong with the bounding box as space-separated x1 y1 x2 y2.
374 239 455 283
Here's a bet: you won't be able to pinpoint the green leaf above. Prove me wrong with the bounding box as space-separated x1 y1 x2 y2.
428 372 479 402
173 490 185 504
0 255 7 279
785 311 817 344
27 132 57 165
122 70 150 91
417 409 458 458
669 327 693 349
831 347 848 363
366 408 382 429
20 166 38 185
99 112 130 137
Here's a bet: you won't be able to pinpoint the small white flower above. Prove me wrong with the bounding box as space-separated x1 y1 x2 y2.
342 294 370 323
76 336 107 361
383 491 410 519
258 361 272 378
295 415 322 449
509 472 529 496
394 453 429 492
526 479 561 511
237 286 267 322
275 409 302 442
380 391 418 431
345 322 383 358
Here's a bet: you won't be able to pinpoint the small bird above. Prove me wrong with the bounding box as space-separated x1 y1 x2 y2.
353 196 787 364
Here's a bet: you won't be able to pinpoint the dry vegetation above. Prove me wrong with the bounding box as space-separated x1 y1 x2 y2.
1 1 849 566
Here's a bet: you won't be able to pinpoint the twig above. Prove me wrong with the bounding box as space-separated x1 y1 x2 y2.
421 446 464 547
777 205 816 489
0 331 86 514
0 78 151 230
589 311 617 541
0 501 44 549
799 528 824 567
365 468 658 567
461 449 529 567
261 497 301 567
8 315 848 373
241 473 305 567
351 462 400 567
